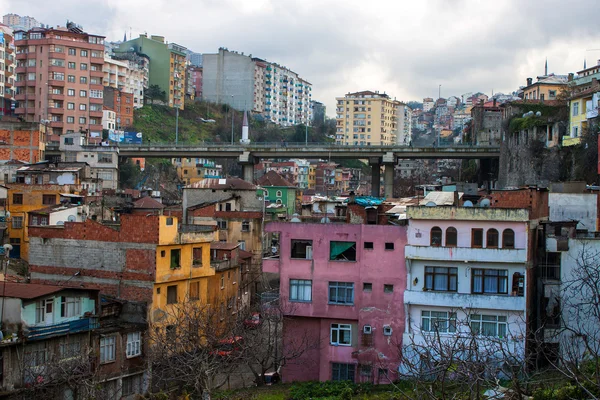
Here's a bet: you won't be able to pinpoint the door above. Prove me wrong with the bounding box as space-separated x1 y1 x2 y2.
44 299 53 325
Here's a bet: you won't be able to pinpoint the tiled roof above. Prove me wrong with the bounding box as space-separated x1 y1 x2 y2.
187 178 256 190
0 282 94 300
133 196 165 209
257 170 296 188
210 242 240 250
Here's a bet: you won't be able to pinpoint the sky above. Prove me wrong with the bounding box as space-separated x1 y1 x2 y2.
4 0 600 116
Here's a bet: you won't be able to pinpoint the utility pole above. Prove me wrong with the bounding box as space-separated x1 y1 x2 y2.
305 124 308 146
231 95 234 144
175 106 179 145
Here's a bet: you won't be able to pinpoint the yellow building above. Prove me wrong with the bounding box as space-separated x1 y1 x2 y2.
307 164 316 190
7 184 80 260
335 90 400 146
565 65 600 147
169 45 188 109
521 75 567 102
172 157 222 186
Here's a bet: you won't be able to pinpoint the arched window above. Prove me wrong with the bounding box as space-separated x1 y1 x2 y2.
445 227 457 247
276 190 283 197
487 229 499 248
502 229 515 249
431 227 442 247
276 199 282 204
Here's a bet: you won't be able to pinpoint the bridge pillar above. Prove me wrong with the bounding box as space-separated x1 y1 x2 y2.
239 151 256 183
369 157 381 197
383 152 395 199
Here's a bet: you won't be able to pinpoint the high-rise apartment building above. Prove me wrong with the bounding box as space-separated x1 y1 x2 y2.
0 24 15 116
103 55 146 108
423 97 434 112
335 91 401 146
2 14 41 32
202 48 313 126
396 103 412 145
13 23 105 142
116 34 186 109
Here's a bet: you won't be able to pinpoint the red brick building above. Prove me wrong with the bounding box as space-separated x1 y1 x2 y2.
0 120 45 162
104 86 135 129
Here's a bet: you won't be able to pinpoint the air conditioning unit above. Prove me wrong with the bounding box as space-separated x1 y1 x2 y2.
383 325 392 336
363 325 372 335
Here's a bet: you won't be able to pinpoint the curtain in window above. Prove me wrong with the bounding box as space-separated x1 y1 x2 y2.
434 273 448 290
473 275 483 293
484 274 498 293
301 283 312 301
330 242 355 260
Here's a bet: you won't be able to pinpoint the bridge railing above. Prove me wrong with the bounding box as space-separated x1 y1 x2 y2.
116 141 499 149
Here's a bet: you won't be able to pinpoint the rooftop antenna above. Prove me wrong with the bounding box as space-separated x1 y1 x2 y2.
545 58 548 76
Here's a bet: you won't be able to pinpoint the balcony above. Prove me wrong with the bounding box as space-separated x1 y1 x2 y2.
211 259 237 272
48 65 64 73
48 93 65 100
90 110 102 118
405 245 527 264
49 51 66 59
48 79 65 87
404 290 525 312
49 121 64 128
26 317 99 341
15 53 27 60
15 66 29 74
89 97 103 104
14 80 26 87
49 107 64 115
90 70 103 78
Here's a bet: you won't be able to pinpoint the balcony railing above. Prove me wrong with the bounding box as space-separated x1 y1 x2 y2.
211 259 235 272
26 317 99 341
539 264 561 280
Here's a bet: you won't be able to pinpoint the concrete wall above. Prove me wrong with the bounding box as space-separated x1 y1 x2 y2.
407 206 530 223
265 222 407 382
549 193 597 231
182 188 262 221
202 49 255 110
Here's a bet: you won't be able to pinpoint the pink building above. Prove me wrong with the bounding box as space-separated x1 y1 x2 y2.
189 66 202 99
264 221 408 383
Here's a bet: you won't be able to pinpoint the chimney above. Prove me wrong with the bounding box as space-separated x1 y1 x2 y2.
568 73 574 82
526 77 533 86
493 99 497 107
453 190 459 206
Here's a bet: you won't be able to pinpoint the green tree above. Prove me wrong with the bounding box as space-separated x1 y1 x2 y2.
119 159 141 189
145 84 166 104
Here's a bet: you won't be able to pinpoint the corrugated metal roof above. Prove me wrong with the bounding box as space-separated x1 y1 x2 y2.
187 178 256 190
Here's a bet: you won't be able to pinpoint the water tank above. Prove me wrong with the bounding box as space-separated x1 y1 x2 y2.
479 199 491 208
463 200 474 207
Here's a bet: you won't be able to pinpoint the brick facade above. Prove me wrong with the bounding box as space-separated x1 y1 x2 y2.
490 188 549 220
0 121 44 163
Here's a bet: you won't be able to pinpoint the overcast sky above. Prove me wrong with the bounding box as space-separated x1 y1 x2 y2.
5 0 600 115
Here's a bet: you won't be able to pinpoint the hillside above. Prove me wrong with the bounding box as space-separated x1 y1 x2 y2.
132 101 336 145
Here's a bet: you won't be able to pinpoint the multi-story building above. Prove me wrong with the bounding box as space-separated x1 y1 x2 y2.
110 51 149 108
172 157 222 185
184 62 195 101
521 74 568 102
102 108 116 130
117 34 186 109
422 97 434 112
263 200 408 383
102 55 146 108
402 205 529 367
396 103 412 145
292 159 310 189
469 99 502 146
60 131 119 189
315 162 336 195
13 23 105 142
335 91 400 146
188 51 202 67
104 86 134 129
564 62 600 147
0 24 15 116
2 14 41 31
308 163 316 190
311 100 326 124
258 170 297 217
188 65 202 100
202 48 313 126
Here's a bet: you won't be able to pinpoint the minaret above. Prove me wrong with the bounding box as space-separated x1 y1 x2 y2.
584 58 587 69
545 58 548 76
123 32 127 42
241 111 250 143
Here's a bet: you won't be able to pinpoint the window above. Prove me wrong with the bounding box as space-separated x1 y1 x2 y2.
472 269 508 294
12 193 23 204
122 373 144 397
421 310 457 333
470 314 507 337
472 228 483 248
67 89 75 96
170 249 181 269
241 220 250 232
502 229 515 249
67 116 75 123
60 297 81 317
126 332 142 357
425 267 457 291
100 336 116 363
90 89 103 98
67 102 75 110
330 323 352 346
330 241 356 261
12 216 23 229
59 338 81 359
98 153 112 163
80 76 87 84
79 117 86 124
79 104 87 111
328 282 354 305
430 227 442 246
385 242 394 250
384 284 394 293
192 247 203 266
363 282 372 292
190 281 200 300
276 190 282 197
364 242 374 249
80 63 88 70
166 285 178 304
291 239 313 259
79 90 87 97
35 300 46 323
80 50 88 57
217 220 227 230
332 363 355 382
573 101 579 116
445 227 457 247
68 48 76 55
290 279 312 302
220 274 225 289
68 62 76 69
225 203 232 211
360 364 372 377
487 229 499 248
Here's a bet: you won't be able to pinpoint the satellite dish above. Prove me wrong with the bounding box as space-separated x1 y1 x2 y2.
480 199 491 208
320 217 331 223
463 200 474 207
290 213 301 223
535 111 542 117
56 221 65 225
425 201 437 207
67 215 76 222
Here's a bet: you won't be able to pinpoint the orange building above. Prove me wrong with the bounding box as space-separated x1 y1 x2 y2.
0 121 45 162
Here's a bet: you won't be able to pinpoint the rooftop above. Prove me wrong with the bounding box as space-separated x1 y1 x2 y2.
29 203 81 215
407 205 530 222
133 196 165 210
257 170 296 188
0 282 95 300
211 242 241 251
